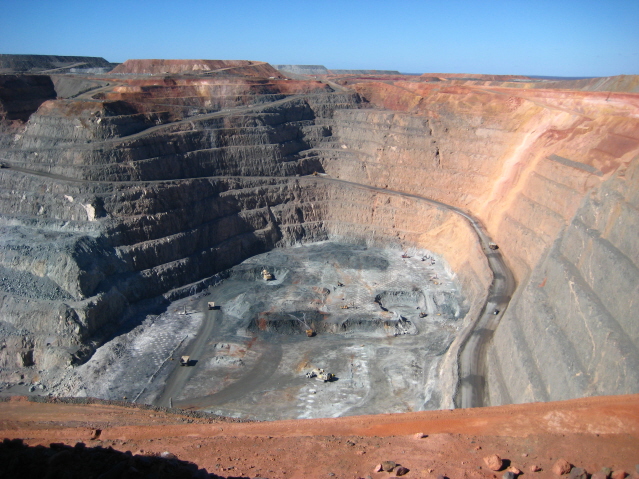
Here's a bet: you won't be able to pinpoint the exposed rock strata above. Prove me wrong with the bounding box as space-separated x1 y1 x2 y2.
0 64 637 409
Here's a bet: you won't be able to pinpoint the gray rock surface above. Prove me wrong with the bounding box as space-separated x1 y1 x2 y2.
486 158 639 404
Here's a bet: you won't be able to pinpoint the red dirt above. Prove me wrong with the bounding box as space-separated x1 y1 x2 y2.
2 394 638 478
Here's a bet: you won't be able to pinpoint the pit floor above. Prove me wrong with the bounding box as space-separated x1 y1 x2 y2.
65 242 467 420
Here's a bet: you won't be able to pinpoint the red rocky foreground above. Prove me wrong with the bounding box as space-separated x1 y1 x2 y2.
1 394 638 479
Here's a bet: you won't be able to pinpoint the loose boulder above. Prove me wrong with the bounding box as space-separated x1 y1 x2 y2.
569 467 588 479
396 466 410 476
553 459 572 475
484 454 503 471
381 460 396 472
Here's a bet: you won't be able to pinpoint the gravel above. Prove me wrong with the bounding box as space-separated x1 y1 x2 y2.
0 265 73 301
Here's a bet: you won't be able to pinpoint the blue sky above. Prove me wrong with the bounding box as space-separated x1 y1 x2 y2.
1 0 638 77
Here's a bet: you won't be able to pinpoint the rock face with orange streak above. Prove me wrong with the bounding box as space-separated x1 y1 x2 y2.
486 155 639 404
324 79 639 404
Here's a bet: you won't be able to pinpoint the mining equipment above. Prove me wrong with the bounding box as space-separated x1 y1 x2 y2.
306 329 315 337
305 368 322 378
340 305 349 309
489 243 499 250
180 355 191 366
419 312 428 318
208 301 216 310
337 281 344 287
262 269 274 281
318 371 334 382
305 368 334 382
493 309 500 315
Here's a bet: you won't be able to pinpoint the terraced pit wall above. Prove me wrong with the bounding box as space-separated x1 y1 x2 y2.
1 71 638 406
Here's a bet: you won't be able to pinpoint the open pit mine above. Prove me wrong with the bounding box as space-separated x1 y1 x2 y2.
0 55 638 422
